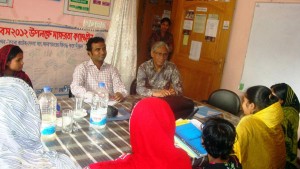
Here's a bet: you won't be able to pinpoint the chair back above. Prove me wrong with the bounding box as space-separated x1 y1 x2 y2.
207 89 241 116
69 89 74 98
130 79 137 95
161 96 195 120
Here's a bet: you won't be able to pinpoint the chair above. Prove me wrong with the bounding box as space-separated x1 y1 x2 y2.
69 89 74 98
205 89 241 116
161 96 195 120
130 78 137 95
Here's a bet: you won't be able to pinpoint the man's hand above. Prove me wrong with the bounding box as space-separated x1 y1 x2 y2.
113 92 125 102
152 89 176 97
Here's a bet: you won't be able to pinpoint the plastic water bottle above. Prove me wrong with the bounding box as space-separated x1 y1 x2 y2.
38 86 57 141
90 82 109 129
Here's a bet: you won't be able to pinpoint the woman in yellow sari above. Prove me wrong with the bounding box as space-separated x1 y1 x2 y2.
233 85 286 169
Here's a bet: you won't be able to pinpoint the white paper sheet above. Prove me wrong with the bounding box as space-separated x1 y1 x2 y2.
205 19 219 37
189 41 202 61
183 20 193 30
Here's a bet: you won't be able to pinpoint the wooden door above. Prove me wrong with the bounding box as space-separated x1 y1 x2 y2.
137 0 172 67
171 0 236 101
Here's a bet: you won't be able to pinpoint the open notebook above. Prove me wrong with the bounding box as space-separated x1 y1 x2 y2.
175 120 207 158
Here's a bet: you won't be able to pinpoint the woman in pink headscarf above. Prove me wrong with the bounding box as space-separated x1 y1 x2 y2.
0 44 32 87
86 97 191 169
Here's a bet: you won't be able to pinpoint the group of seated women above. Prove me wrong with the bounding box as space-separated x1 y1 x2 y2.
0 44 299 169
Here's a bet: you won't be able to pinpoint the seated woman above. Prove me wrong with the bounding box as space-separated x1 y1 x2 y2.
233 85 286 169
0 77 79 168
271 83 299 169
201 117 242 169
0 45 32 87
86 97 191 169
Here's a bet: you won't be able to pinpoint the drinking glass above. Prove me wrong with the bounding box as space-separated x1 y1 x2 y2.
62 109 73 134
75 96 84 116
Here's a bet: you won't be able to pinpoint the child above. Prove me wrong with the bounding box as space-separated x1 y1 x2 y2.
201 117 242 169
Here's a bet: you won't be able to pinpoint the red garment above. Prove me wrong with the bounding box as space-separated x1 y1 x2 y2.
88 97 191 169
0 45 32 87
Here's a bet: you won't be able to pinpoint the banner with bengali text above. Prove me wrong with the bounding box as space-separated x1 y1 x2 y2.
0 20 107 97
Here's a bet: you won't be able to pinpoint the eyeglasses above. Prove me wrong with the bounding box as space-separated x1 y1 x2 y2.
154 51 168 57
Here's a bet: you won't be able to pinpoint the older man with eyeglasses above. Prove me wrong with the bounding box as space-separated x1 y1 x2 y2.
136 41 183 97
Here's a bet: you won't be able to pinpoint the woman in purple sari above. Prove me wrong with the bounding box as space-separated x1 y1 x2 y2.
0 44 32 87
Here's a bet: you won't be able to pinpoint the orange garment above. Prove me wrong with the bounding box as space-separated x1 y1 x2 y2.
234 102 286 169
88 97 191 169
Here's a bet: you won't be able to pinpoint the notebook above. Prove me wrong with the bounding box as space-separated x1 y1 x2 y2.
193 106 222 119
175 121 207 158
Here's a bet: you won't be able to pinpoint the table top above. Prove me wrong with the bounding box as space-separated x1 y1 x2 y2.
43 96 142 168
44 95 240 168
193 102 241 126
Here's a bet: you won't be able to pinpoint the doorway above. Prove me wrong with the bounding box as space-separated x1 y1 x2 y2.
137 0 173 67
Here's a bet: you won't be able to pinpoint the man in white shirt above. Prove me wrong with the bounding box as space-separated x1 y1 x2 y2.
70 37 127 102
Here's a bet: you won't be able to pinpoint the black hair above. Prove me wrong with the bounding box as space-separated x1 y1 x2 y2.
271 83 300 111
7 46 23 62
86 37 105 52
202 117 236 160
270 83 287 104
245 85 278 112
161 17 171 26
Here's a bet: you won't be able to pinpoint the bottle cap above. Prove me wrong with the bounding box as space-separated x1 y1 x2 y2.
43 86 51 92
56 104 61 111
98 82 106 88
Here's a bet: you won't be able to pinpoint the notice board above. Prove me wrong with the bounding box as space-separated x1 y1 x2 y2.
240 2 300 96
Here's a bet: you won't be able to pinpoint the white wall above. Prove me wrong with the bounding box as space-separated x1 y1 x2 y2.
221 0 300 96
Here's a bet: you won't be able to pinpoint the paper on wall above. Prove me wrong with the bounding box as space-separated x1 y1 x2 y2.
205 19 219 37
189 41 202 61
183 20 193 30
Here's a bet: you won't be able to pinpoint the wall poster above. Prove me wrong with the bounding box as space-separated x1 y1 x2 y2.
64 0 113 20
0 0 13 7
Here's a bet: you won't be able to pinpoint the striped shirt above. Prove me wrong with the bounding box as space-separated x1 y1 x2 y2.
71 59 128 98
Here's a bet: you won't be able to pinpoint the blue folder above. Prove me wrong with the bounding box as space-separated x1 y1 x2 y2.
175 123 207 155
194 106 222 118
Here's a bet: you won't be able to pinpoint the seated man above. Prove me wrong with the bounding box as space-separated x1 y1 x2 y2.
70 37 127 102
136 41 183 97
